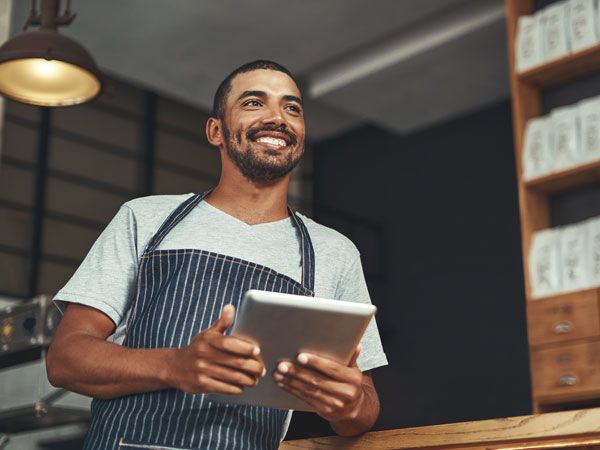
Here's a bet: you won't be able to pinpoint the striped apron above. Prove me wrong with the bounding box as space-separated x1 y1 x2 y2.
83 191 315 450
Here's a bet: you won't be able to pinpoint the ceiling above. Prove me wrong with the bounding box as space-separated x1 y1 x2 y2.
10 0 510 141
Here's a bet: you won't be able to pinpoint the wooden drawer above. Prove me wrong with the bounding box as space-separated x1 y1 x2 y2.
530 340 600 404
528 289 600 347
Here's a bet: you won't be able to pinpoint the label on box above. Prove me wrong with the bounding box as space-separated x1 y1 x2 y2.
523 116 552 179
568 0 599 52
516 14 544 72
542 1 571 61
587 217 600 287
551 105 581 170
578 95 600 163
529 229 561 298
560 222 589 292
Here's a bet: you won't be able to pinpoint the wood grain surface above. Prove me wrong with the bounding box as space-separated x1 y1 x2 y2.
280 408 600 450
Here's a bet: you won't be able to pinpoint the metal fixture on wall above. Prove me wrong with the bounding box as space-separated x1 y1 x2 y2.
0 0 103 106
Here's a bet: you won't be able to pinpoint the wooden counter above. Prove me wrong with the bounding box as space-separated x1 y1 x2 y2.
280 408 600 450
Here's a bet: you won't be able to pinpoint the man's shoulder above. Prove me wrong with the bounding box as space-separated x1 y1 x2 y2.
296 213 360 258
118 193 197 235
123 193 196 214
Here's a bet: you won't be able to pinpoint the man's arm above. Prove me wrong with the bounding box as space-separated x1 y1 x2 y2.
46 303 265 399
273 346 380 436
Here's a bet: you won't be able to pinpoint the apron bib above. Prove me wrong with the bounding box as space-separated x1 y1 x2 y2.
82 192 315 450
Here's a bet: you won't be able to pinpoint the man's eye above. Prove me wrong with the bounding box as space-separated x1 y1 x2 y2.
286 105 301 113
244 100 261 107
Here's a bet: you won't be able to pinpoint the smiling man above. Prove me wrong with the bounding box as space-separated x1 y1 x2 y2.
46 60 387 450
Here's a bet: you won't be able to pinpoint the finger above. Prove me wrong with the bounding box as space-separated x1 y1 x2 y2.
211 304 236 334
277 380 342 417
294 353 361 383
212 353 266 377
200 361 260 387
210 334 261 358
275 362 357 401
349 344 361 367
279 376 344 408
199 377 244 395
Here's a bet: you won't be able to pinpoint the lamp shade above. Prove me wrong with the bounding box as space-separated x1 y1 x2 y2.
0 28 104 106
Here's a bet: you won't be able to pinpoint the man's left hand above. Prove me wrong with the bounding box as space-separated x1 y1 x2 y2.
273 345 365 423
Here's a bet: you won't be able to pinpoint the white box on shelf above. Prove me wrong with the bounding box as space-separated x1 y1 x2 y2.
587 216 600 287
551 105 581 171
516 14 545 72
523 116 552 179
559 222 589 292
542 1 571 61
529 228 562 298
578 95 600 163
567 0 599 52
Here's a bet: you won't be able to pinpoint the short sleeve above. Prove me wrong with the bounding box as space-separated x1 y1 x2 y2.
53 205 140 327
335 256 388 372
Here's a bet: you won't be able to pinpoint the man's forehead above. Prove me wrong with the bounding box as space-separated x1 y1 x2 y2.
228 69 301 100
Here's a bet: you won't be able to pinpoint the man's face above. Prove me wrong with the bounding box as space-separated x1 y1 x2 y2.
221 69 305 183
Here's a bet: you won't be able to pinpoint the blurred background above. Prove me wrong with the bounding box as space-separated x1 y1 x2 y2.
4 0 595 448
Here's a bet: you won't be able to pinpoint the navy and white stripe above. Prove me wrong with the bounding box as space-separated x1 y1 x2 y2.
83 192 315 450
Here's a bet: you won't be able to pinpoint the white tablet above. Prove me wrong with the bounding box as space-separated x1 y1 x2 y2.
207 289 376 411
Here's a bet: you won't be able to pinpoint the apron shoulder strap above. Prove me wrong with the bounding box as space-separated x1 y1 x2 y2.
289 210 316 293
142 191 210 256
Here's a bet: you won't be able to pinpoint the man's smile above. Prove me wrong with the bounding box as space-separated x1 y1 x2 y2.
247 127 296 151
255 136 287 149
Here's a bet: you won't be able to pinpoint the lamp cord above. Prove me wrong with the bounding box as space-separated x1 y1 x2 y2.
24 0 38 30
23 0 76 30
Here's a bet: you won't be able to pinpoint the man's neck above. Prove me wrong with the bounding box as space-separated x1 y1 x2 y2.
205 172 290 226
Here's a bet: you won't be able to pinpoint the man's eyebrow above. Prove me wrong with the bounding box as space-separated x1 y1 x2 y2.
237 90 266 101
236 91 303 106
283 95 303 106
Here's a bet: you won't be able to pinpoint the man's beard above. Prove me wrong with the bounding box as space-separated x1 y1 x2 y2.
223 125 304 182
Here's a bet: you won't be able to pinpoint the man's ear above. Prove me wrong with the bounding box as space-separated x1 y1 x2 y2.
206 117 224 147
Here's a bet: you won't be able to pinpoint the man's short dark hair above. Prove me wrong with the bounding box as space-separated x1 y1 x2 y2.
212 60 301 119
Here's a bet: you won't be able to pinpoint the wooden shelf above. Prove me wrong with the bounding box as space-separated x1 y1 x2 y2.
518 43 600 90
523 159 600 194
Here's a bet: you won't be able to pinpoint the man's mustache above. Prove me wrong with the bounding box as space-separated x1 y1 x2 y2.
246 126 298 146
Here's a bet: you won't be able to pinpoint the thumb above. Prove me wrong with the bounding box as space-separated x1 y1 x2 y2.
211 304 235 334
349 344 361 367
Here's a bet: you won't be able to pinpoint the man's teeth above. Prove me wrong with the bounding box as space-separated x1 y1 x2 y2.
256 136 286 147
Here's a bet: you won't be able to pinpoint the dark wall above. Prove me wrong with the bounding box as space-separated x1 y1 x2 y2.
287 100 531 438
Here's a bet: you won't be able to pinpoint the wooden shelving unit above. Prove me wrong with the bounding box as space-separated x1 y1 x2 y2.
505 0 600 412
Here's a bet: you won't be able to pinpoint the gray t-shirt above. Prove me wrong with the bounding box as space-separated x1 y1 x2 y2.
54 194 387 372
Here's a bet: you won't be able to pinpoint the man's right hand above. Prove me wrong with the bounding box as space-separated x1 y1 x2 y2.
46 303 264 400
167 304 266 395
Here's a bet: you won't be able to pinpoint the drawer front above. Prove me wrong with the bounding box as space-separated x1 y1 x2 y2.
530 340 600 400
528 289 600 347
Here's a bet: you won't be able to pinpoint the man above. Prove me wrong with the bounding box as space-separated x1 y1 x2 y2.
47 60 387 450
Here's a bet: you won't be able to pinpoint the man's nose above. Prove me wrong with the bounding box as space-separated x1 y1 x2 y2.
261 105 286 128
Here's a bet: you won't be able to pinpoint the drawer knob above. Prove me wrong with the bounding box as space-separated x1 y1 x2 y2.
558 374 577 386
553 321 573 335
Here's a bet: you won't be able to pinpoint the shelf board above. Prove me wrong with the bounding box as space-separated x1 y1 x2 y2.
518 43 600 89
524 159 600 193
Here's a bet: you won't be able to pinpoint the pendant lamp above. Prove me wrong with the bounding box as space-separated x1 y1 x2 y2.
0 0 103 107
